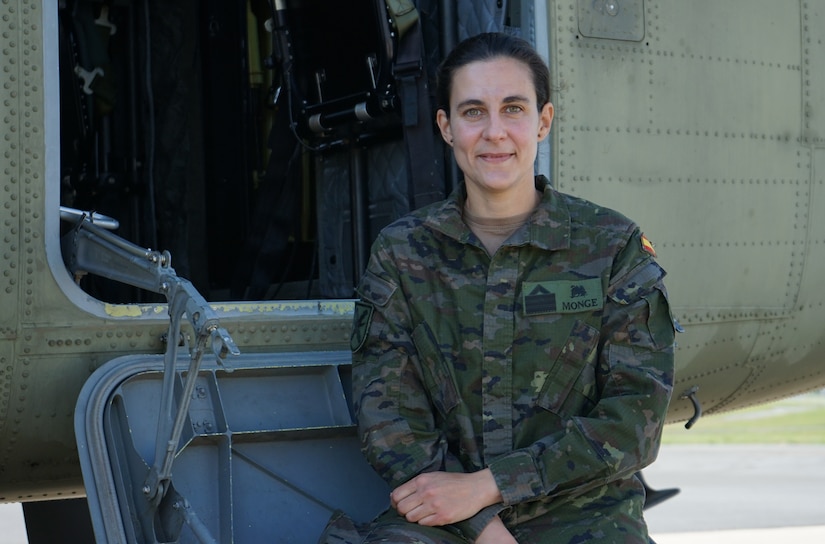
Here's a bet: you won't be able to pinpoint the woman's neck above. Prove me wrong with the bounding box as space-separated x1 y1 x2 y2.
464 185 542 219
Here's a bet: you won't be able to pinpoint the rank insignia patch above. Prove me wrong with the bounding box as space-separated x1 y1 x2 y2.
522 278 604 315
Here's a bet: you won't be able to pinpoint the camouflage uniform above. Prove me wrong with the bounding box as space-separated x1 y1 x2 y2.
350 176 677 543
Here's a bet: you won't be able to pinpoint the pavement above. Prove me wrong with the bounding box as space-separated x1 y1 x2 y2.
645 444 825 543
1 444 823 543
655 526 825 543
0 502 26 543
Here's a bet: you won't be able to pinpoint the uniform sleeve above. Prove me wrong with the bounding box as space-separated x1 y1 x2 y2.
352 235 504 540
487 228 678 505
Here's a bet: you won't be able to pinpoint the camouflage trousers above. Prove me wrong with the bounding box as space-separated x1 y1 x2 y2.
318 510 467 544
318 510 657 544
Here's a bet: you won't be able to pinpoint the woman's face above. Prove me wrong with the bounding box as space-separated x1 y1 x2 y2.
436 56 553 202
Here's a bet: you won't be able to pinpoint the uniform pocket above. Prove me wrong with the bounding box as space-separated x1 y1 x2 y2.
411 322 460 418
608 260 677 351
644 285 679 349
536 319 599 416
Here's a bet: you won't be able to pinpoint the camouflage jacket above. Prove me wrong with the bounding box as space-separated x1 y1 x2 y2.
351 176 677 543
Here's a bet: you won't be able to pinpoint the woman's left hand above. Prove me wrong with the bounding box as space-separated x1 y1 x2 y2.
391 469 502 526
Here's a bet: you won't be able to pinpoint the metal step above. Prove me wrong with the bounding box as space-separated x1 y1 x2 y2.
75 351 389 543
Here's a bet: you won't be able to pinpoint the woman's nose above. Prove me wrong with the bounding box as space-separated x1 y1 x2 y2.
483 113 507 140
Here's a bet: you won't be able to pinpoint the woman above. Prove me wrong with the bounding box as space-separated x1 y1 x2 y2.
350 32 677 543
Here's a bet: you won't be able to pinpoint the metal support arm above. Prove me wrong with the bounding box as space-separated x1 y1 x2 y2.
63 217 240 541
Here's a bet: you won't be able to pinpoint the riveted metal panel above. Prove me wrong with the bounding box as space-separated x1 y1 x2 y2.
551 0 807 317
577 0 645 42
9 0 53 326
774 146 825 375
0 344 13 453
0 0 28 494
2 353 87 484
801 149 825 303
19 0 91 327
0 0 24 328
802 1 825 145
662 319 761 421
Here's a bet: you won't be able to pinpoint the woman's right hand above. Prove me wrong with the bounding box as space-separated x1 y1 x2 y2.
475 516 518 544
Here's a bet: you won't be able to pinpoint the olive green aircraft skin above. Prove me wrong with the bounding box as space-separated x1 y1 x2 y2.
1 0 824 504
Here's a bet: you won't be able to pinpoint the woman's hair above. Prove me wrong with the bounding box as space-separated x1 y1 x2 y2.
435 32 551 115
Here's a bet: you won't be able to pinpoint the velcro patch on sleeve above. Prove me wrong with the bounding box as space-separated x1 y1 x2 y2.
350 301 374 352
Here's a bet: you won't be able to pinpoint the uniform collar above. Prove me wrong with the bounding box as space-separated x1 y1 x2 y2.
423 175 571 251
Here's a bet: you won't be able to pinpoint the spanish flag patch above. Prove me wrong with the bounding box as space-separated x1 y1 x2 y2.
640 233 657 257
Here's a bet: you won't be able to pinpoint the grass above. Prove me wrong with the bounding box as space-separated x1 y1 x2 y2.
661 391 825 445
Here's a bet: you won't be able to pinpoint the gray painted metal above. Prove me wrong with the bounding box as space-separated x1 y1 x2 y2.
75 351 389 543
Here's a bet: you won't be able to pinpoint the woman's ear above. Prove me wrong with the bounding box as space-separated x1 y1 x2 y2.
436 109 453 145
537 102 554 141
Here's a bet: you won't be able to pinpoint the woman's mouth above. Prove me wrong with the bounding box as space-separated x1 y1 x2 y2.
478 152 513 163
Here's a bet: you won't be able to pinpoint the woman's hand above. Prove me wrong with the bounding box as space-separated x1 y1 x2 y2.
391 469 502 526
475 516 518 544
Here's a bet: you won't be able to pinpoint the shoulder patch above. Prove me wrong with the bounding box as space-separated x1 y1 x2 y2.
350 301 374 352
640 233 657 257
357 269 397 307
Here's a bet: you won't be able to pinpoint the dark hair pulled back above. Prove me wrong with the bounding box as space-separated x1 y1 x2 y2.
435 32 551 115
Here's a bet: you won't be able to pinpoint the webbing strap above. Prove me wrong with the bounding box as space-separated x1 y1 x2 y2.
390 3 444 209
